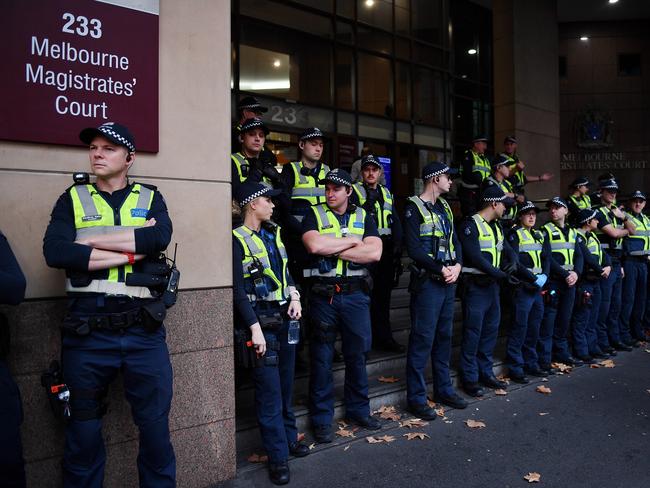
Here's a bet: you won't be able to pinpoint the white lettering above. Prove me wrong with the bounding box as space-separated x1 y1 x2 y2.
55 95 108 119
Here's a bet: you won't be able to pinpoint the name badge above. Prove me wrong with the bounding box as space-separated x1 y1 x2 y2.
352 222 364 229
131 208 148 218
81 215 102 222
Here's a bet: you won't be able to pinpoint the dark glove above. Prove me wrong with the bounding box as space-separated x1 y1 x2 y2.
261 164 283 185
506 273 521 286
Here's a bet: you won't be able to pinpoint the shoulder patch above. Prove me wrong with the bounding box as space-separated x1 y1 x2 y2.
464 226 472 236
405 209 412 219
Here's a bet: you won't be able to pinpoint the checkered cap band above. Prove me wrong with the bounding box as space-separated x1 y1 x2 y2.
630 190 646 200
578 209 598 225
239 187 273 207
484 195 507 202
239 103 262 109
300 128 324 140
548 197 568 209
98 125 135 152
519 201 537 213
325 174 351 186
423 166 450 180
600 182 618 190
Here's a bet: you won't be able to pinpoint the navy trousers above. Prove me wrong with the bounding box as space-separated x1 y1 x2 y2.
620 259 647 342
370 244 396 346
599 261 623 345
571 281 597 358
0 360 26 488
251 322 297 464
309 290 371 427
582 280 604 355
506 287 544 375
62 324 175 488
406 279 456 405
460 280 500 383
538 280 576 365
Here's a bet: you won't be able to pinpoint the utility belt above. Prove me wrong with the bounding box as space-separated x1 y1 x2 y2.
61 300 166 336
407 262 454 293
310 277 370 297
233 328 282 369
256 310 286 332
625 254 649 263
461 268 496 287
583 269 603 282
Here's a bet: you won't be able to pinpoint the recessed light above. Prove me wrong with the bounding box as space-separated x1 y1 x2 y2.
580 36 589 41
461 74 468 79
365 0 375 7
273 59 281 68
467 48 477 55
608 0 619 4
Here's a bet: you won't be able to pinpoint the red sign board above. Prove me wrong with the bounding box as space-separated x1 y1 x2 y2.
0 0 159 152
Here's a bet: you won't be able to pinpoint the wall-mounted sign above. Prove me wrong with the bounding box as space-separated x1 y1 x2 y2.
560 152 648 171
377 156 391 190
0 0 159 151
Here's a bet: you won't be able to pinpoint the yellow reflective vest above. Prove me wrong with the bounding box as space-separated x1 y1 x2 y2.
514 226 543 274
407 196 456 261
543 222 577 270
353 183 394 236
289 161 330 205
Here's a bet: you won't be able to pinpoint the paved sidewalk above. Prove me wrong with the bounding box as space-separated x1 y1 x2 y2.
219 348 650 488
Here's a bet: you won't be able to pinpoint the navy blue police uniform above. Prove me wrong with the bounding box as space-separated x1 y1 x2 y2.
457 136 491 218
404 162 467 415
43 124 176 487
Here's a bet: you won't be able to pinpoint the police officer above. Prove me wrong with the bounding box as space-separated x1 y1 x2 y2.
538 197 584 370
403 162 467 417
301 169 382 442
232 96 268 152
458 185 515 397
594 179 636 353
0 230 27 487
232 181 309 485
43 122 176 486
481 154 517 229
505 202 550 383
351 154 404 353
457 136 491 217
502 135 553 202
232 118 283 192
620 190 650 346
571 209 612 362
567 176 592 226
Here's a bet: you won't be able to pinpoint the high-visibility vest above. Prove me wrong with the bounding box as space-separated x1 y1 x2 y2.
543 222 577 269
578 229 604 265
625 212 650 255
407 196 456 261
485 176 516 221
460 150 491 184
505 153 525 189
515 226 543 274
289 161 330 205
594 205 623 251
231 152 272 187
568 194 591 211
304 204 368 278
232 224 290 302
67 183 155 297
353 183 394 236
471 213 503 268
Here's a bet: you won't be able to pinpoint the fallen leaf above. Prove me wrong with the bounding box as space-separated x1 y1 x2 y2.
538 412 549 416
366 435 396 444
297 432 305 442
308 443 316 450
496 374 510 385
541 378 549 382
600 359 615 368
524 472 541 483
551 362 572 373
399 418 429 429
366 436 382 444
427 399 437 408
403 432 430 440
465 419 486 429
378 375 400 383
335 428 355 438
590 364 600 369
494 389 508 396
247 453 268 463
374 405 394 414
375 405 401 421
343 445 350 451
536 385 552 395
337 420 349 429
435 407 445 417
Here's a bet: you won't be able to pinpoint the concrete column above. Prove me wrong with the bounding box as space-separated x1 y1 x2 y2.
493 0 561 200
0 0 235 486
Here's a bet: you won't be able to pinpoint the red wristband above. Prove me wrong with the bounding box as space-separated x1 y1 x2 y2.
123 252 135 265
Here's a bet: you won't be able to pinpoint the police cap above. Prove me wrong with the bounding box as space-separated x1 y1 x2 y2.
421 161 458 181
570 176 591 188
299 127 324 141
237 96 268 113
576 208 599 226
234 181 281 207
321 168 353 187
240 118 270 135
629 190 646 201
482 185 516 207
79 122 135 152
546 196 568 209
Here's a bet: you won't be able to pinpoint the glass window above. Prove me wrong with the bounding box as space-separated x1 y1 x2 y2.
414 125 444 147
337 0 354 19
454 78 480 99
619 53 641 76
292 0 334 13
412 0 442 45
395 37 410 60
413 67 443 126
358 53 393 116
396 62 410 120
241 0 333 39
359 114 394 140
240 18 333 106
336 21 355 44
396 121 411 143
357 25 392 55
357 0 393 32
413 42 444 68
338 111 356 135
395 0 410 36
336 48 355 110
453 96 490 146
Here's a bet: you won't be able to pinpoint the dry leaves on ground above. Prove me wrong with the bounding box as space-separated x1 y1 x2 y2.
551 362 572 373
495 389 508 396
496 374 510 385
465 419 486 429
308 443 316 450
599 359 615 368
590 364 600 369
524 472 541 483
247 453 268 463
337 420 349 429
378 375 400 383
343 445 350 451
427 399 437 408
367 435 396 444
536 385 552 395
538 412 549 416
335 428 355 438
399 418 429 428
403 432 430 440
374 405 401 421
435 407 445 417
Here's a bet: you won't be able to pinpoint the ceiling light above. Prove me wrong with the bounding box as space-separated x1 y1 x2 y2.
461 74 468 79
608 0 619 4
273 59 281 68
467 48 477 55
580 36 589 41
365 0 375 7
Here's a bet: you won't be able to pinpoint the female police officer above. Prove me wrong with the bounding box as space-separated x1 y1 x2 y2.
232 181 309 485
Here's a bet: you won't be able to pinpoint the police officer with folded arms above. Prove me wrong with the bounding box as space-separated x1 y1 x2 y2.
458 185 515 397
351 154 404 353
301 169 382 443
571 208 611 362
232 181 308 485
504 201 550 383
538 197 584 370
457 136 491 218
593 178 636 353
619 190 650 346
43 122 176 487
403 162 467 418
